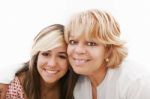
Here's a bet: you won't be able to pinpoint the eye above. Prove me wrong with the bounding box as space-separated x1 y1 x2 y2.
59 55 67 59
69 40 77 45
87 42 97 46
41 52 49 56
58 53 67 59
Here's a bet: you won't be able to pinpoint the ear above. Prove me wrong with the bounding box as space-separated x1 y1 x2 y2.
104 45 112 59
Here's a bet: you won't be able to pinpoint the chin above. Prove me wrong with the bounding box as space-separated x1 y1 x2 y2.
46 79 58 84
73 68 86 75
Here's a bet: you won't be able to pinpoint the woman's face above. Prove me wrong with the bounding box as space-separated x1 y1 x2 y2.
37 45 68 84
67 34 106 76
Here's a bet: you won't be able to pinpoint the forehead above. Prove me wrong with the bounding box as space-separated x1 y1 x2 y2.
69 31 99 42
43 45 67 53
68 22 99 41
53 45 67 50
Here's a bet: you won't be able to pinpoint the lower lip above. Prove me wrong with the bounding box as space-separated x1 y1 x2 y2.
45 70 58 75
74 60 88 66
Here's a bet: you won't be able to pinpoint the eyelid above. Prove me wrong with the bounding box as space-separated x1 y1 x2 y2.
58 54 67 59
41 52 50 56
59 53 67 56
87 42 97 46
69 40 77 45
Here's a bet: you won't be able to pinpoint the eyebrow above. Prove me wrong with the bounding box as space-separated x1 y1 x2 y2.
69 35 78 39
58 52 67 55
45 50 67 55
69 35 74 38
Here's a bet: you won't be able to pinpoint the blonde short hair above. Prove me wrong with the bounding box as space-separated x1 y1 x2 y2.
65 9 128 68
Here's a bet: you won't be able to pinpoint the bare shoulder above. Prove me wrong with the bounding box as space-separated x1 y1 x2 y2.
0 83 9 99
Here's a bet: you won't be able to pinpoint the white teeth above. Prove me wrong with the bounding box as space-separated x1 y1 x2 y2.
75 59 86 65
46 70 58 74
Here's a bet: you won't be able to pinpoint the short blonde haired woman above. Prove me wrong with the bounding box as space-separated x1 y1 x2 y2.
65 9 150 99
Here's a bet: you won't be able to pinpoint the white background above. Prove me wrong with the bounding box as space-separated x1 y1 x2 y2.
0 0 150 73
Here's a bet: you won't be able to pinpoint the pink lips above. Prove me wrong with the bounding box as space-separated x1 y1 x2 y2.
73 58 90 66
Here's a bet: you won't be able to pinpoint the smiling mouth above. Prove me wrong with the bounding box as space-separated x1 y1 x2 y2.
73 58 90 66
44 69 59 74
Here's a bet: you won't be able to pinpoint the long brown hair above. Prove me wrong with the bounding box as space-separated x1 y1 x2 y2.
64 66 79 99
15 24 75 99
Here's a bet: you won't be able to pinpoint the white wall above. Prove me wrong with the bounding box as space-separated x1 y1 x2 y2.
0 0 150 72
113 0 150 66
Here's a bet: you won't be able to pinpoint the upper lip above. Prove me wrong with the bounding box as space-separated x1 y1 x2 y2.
73 57 90 61
44 67 59 71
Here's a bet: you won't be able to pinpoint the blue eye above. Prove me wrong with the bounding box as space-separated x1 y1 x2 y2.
87 42 97 46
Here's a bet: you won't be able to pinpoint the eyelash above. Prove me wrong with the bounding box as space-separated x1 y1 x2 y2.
69 40 97 46
41 52 67 59
42 52 49 56
87 42 97 46
69 40 76 45
59 55 67 59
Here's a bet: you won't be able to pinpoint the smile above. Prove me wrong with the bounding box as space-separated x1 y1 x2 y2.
73 58 90 66
45 69 59 74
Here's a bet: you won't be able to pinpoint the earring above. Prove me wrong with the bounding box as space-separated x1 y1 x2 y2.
105 58 109 62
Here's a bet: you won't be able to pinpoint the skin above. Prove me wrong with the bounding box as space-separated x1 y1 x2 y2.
67 33 108 99
0 83 8 99
1 33 108 99
3 45 68 99
37 46 68 99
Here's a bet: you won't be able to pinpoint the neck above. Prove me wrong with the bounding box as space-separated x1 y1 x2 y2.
88 65 107 87
41 81 60 99
41 81 59 90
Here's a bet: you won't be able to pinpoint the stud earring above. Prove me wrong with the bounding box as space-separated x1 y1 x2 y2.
105 58 109 62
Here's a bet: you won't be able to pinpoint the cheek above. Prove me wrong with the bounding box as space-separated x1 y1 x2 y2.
37 57 41 68
67 45 74 55
60 65 68 75
59 60 68 70
37 59 42 73
93 49 106 60
63 66 68 73
62 63 68 69
37 57 45 67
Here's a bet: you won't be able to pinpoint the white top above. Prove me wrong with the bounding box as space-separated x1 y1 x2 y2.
74 60 150 99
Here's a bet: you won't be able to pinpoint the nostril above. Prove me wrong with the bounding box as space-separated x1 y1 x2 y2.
47 60 56 67
75 46 86 54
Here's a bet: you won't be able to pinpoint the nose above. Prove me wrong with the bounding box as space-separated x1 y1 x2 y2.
74 43 86 54
47 58 57 67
